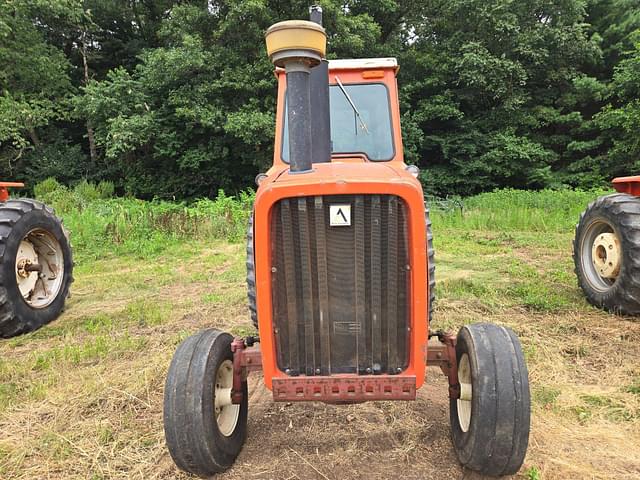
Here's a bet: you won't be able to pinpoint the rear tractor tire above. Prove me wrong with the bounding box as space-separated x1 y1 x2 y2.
0 199 73 338
573 193 640 315
450 323 530 476
163 329 248 477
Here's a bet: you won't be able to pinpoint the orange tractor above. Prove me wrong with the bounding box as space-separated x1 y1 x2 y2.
0 182 73 337
163 8 531 477
574 176 640 314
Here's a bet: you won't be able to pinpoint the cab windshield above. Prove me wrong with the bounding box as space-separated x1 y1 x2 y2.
282 82 395 162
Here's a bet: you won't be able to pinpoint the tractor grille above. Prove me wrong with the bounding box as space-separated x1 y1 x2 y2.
270 194 410 376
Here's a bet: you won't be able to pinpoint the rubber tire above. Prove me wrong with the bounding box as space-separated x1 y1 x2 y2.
246 209 436 328
450 323 530 477
163 329 248 477
573 193 640 315
246 213 258 330
426 208 436 324
0 198 73 338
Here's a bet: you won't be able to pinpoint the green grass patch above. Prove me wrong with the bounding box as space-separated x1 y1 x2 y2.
123 300 170 327
625 378 640 395
533 386 561 408
525 466 542 480
229 325 258 337
507 282 574 312
0 360 57 409
30 333 148 371
439 278 498 302
38 431 74 461
570 394 637 423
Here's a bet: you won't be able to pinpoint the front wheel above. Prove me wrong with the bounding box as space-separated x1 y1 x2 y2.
163 329 248 477
450 323 530 476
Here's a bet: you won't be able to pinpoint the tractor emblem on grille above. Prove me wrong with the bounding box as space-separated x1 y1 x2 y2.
329 204 351 226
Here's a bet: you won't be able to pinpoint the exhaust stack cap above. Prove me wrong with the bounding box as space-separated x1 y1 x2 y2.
265 19 327 174
309 5 323 25
265 20 326 68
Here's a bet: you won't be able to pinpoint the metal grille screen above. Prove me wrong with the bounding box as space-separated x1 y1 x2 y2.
270 194 410 376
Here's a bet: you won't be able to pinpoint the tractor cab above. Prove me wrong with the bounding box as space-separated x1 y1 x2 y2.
278 58 402 165
253 46 427 391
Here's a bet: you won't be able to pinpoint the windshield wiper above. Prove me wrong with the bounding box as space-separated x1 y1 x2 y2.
335 76 370 134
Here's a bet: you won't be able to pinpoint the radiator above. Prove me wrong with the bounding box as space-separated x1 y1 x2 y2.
270 194 410 376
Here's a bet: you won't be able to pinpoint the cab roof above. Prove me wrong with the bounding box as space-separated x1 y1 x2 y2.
275 58 399 76
327 58 398 73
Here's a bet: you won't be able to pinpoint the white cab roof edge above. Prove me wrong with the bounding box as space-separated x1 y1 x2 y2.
274 58 399 75
328 58 399 72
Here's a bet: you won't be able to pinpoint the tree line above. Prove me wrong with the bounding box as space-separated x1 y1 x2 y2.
1 0 639 199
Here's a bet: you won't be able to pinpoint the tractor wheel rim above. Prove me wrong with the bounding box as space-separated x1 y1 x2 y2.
581 220 620 291
215 360 240 437
15 229 65 308
591 232 621 279
457 353 472 433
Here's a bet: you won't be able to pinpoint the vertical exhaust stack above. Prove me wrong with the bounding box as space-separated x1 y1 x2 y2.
309 5 331 164
265 20 326 173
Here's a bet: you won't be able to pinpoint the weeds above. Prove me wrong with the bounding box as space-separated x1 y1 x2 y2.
33 178 254 262
430 187 610 232
33 179 611 264
525 466 542 480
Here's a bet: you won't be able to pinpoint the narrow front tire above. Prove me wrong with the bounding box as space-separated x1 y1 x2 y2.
163 329 248 477
450 323 530 476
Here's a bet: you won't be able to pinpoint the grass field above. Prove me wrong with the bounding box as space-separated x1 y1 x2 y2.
1 186 639 479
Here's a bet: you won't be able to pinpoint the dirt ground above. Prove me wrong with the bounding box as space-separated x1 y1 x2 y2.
215 372 464 480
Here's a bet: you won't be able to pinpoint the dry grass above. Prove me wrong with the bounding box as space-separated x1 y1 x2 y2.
1 229 639 479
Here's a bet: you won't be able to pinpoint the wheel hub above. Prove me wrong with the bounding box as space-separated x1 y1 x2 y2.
215 359 240 437
591 232 621 279
15 240 39 297
14 229 65 308
457 353 472 433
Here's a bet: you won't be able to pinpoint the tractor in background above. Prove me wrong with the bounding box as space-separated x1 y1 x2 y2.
0 181 73 337
574 176 640 315
163 7 531 478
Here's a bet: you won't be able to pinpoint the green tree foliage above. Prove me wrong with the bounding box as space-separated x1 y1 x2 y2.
402 0 605 194
596 32 640 172
0 0 74 174
0 0 639 198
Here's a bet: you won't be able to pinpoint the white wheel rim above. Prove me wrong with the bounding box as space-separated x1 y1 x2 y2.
457 353 472 433
16 240 38 298
591 232 621 279
215 360 240 437
580 219 620 291
15 229 65 308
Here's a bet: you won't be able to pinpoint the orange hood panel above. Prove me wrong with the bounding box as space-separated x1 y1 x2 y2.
267 161 414 188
